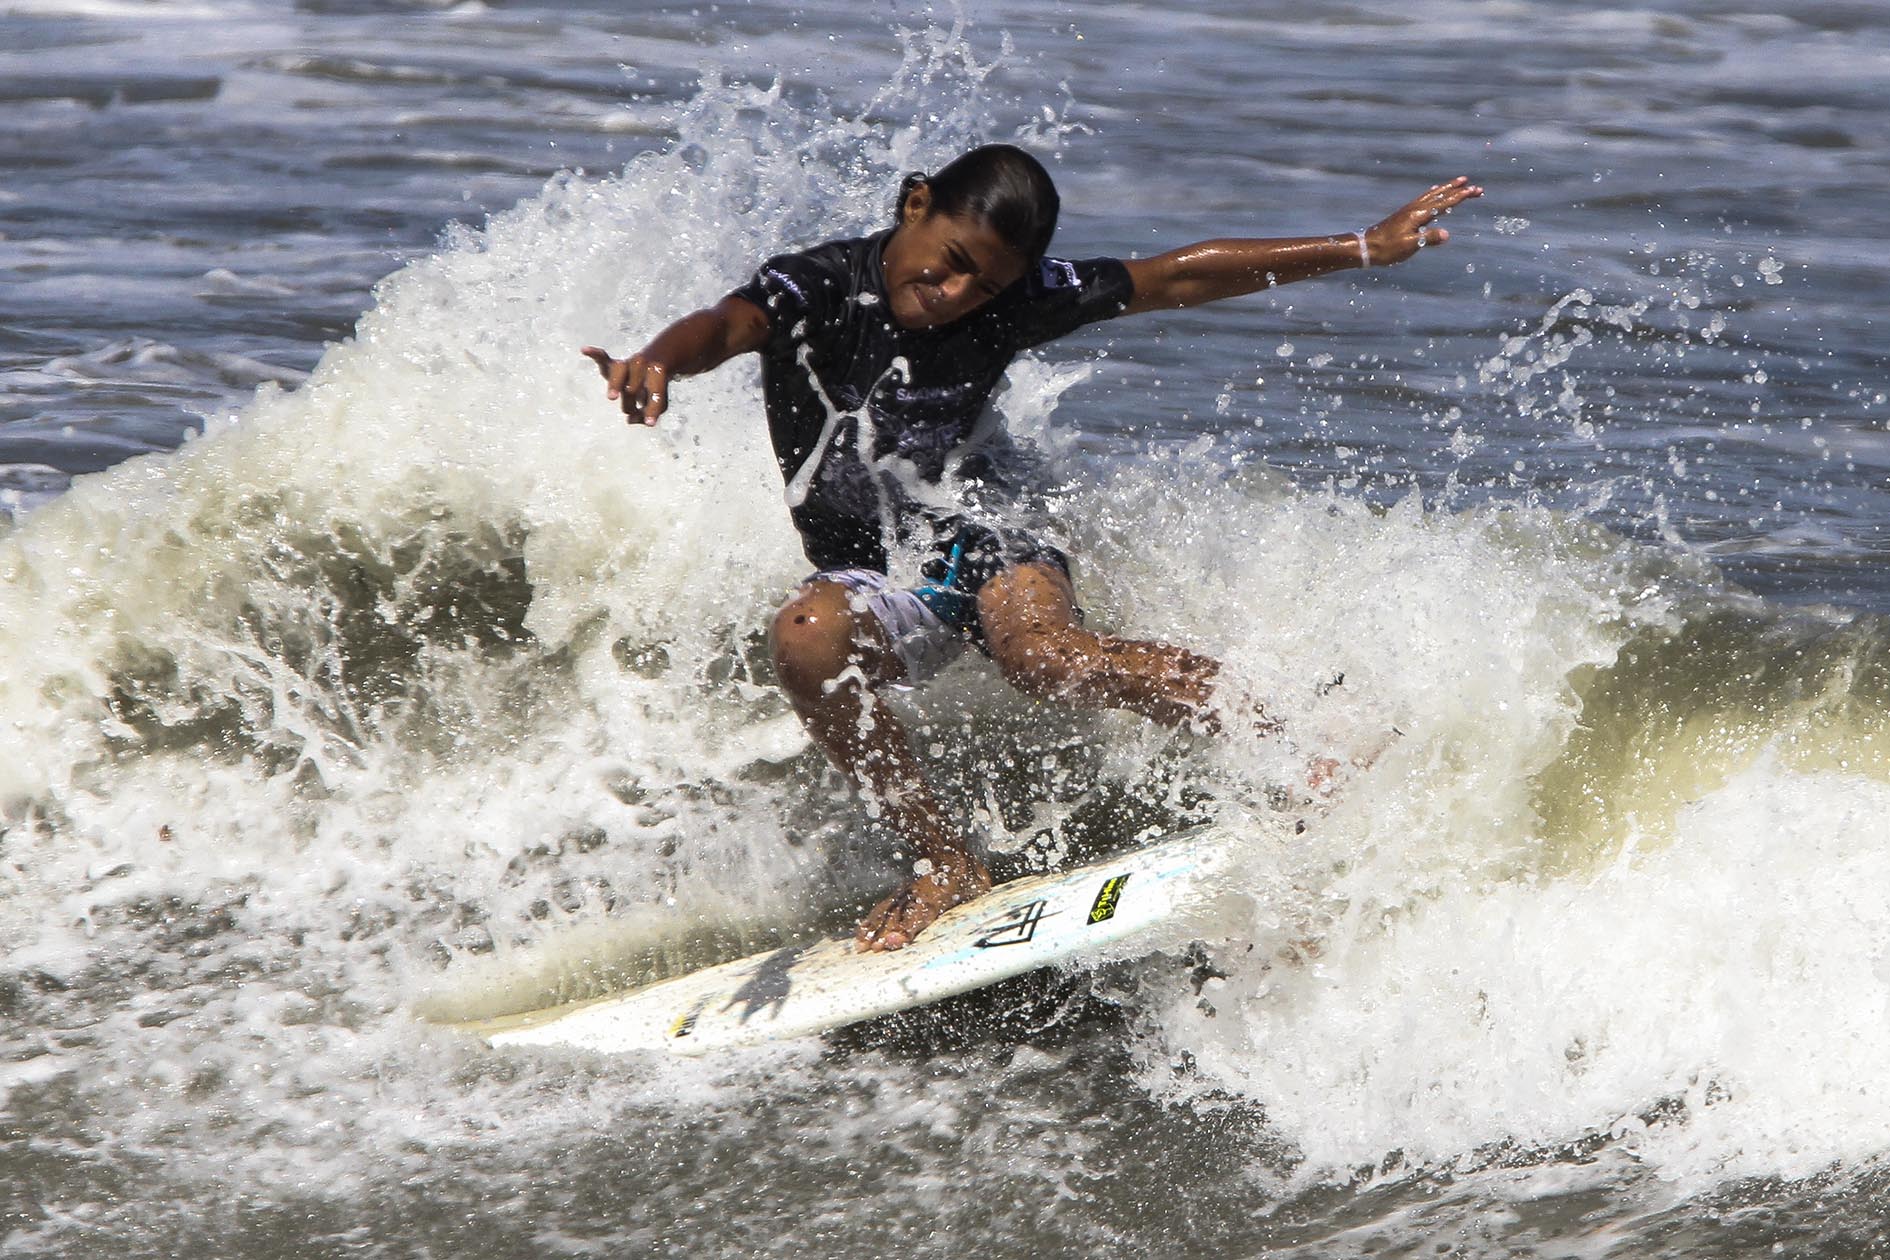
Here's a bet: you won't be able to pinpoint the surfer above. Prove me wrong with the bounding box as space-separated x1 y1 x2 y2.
583 145 1480 952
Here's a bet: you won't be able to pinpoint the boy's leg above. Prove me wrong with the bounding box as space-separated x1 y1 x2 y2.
979 562 1343 787
769 578 991 952
976 561 1228 731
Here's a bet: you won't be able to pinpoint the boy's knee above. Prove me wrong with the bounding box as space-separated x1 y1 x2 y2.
989 626 1089 700
769 583 870 703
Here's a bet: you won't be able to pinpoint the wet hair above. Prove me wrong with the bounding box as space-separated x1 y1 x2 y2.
894 143 1060 262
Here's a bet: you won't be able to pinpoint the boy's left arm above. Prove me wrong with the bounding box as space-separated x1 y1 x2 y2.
1121 177 1482 315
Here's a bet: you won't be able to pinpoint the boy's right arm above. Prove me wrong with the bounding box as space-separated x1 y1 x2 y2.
580 294 770 426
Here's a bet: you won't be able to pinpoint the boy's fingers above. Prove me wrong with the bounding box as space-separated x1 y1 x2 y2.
640 363 669 425
581 346 671 424
619 358 644 411
1426 178 1477 204
580 346 617 382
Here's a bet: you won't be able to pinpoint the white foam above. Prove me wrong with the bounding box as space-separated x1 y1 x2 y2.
1140 749 1890 1185
1 15 1886 1209
0 39 1043 1201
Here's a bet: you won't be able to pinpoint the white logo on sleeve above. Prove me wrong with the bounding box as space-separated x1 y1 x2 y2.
1038 258 1080 290
763 267 808 302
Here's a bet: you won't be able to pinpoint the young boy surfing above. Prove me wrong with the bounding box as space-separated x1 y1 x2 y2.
583 144 1480 952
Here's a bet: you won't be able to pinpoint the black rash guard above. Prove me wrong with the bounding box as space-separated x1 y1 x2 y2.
729 228 1132 574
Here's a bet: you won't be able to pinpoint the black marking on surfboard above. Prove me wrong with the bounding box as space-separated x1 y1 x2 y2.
974 899 1054 948
722 943 812 1024
1087 874 1131 925
670 995 712 1039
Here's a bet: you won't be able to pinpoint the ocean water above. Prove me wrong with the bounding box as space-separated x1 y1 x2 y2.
2 1 1888 1256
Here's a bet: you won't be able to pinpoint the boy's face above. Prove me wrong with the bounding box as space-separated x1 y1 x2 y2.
881 187 1028 330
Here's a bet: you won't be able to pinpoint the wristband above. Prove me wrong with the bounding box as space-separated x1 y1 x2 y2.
1354 229 1371 269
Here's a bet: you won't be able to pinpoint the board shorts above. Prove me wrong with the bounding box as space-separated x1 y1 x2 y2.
802 524 1076 687
805 569 971 686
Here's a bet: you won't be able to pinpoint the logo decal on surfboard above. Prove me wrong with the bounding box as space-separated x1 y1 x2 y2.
670 995 711 1039
974 899 1053 948
1087 874 1131 924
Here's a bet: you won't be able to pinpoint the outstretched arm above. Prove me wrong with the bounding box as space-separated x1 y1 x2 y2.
1121 177 1482 316
580 293 770 426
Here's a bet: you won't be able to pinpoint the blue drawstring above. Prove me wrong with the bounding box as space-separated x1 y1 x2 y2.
914 538 977 629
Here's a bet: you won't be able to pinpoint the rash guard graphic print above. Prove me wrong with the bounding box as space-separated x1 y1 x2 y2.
731 229 1131 572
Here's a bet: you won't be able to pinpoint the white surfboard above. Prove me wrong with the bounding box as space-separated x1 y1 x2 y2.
461 822 1258 1057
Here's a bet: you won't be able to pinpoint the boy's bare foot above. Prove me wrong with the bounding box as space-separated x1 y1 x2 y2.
855 851 993 952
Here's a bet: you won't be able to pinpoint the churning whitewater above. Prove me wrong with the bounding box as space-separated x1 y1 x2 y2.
2 7 1888 1255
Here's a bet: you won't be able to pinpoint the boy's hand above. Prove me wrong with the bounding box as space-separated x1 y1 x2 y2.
581 346 669 426
1363 177 1483 267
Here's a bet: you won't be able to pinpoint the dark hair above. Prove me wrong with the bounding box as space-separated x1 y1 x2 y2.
895 143 1060 261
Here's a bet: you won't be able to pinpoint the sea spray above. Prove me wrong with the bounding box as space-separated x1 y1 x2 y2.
1 16 1887 1230
1113 373 1890 1190
0 36 1191 1207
